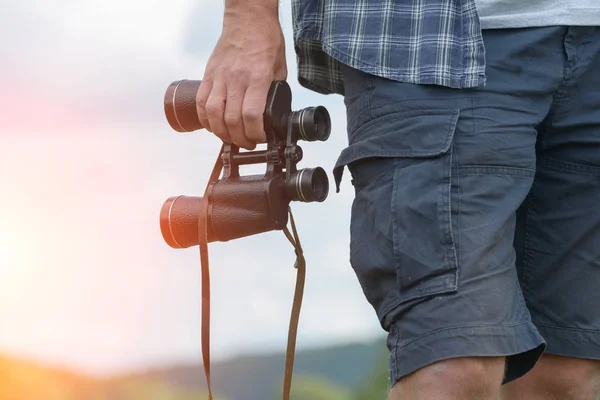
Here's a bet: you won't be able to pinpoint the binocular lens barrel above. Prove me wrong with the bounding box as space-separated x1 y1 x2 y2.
160 195 203 248
164 80 203 133
165 80 332 143
285 167 329 203
160 168 328 249
295 106 331 142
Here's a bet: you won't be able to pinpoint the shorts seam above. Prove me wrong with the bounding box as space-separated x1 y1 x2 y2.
348 108 458 144
542 157 600 176
449 149 459 290
534 322 600 334
392 324 401 379
455 143 462 287
389 320 546 385
398 321 531 349
520 192 537 299
457 165 536 177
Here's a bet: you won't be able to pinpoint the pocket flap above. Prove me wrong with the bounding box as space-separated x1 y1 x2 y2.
333 109 460 192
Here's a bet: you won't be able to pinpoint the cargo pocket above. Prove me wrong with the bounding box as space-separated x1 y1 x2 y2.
334 108 460 305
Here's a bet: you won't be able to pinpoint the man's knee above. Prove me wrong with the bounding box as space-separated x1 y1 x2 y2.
390 356 506 400
503 354 600 400
529 354 600 397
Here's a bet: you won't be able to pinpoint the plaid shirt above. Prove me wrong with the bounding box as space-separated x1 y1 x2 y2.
291 0 487 95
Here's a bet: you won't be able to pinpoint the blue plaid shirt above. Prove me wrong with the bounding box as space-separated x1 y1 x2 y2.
291 0 487 95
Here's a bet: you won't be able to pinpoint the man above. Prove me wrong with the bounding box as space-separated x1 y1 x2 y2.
195 0 600 398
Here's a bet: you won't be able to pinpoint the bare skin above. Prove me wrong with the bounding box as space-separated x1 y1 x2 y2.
196 0 286 150
388 357 506 400
385 354 600 400
501 354 600 400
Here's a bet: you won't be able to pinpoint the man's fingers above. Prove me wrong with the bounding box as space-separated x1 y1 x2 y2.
196 79 213 132
204 81 231 143
224 85 256 150
242 82 269 143
198 76 269 148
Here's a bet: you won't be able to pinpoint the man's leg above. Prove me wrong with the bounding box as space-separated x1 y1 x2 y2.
502 26 600 400
335 27 570 400
502 354 600 400
389 357 506 400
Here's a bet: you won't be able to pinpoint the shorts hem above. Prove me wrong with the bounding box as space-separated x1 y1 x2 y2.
535 322 600 360
389 321 546 386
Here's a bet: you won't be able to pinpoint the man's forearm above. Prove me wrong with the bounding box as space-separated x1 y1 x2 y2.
224 0 279 17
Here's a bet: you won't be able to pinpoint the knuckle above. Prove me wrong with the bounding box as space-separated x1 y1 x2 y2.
242 108 262 122
205 101 223 116
196 100 208 117
224 113 241 127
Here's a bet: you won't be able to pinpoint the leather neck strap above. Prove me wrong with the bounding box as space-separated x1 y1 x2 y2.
197 145 306 400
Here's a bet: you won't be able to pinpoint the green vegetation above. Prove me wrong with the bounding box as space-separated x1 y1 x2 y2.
0 341 393 400
290 375 353 400
352 347 391 400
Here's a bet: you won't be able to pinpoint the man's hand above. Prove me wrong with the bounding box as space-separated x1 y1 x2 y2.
197 3 287 150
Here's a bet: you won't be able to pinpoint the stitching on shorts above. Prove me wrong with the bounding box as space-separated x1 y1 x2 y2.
390 159 459 302
455 143 462 288
447 146 459 291
391 160 401 301
348 108 458 146
516 275 530 321
534 322 600 334
393 325 400 378
520 190 537 300
457 165 536 177
542 157 600 177
398 320 532 349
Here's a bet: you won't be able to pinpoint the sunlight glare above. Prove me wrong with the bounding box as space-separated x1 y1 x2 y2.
0 234 12 269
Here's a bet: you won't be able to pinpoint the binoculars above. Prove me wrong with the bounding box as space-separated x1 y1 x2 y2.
159 79 332 248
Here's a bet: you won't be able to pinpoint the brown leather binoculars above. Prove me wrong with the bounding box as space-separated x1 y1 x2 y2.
159 79 331 248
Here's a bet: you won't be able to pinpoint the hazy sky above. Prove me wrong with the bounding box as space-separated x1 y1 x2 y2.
0 0 382 376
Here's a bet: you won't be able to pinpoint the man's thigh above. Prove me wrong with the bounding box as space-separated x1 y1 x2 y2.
335 27 571 386
514 26 600 362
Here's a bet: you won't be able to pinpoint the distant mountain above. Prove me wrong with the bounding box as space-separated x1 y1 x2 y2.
0 338 389 400
0 354 213 400
116 339 389 400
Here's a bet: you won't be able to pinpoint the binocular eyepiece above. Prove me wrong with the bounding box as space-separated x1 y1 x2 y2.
160 79 331 248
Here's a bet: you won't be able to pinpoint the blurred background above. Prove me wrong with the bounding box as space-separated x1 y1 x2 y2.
0 0 390 398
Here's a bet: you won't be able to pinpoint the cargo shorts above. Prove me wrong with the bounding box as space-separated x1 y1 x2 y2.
333 26 600 385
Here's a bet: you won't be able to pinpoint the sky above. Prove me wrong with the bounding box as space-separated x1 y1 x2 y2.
0 0 382 376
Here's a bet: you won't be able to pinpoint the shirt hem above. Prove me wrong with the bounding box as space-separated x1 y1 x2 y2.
479 10 600 29
294 35 486 95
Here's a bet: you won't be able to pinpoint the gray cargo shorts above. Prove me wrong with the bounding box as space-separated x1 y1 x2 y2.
333 26 600 385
